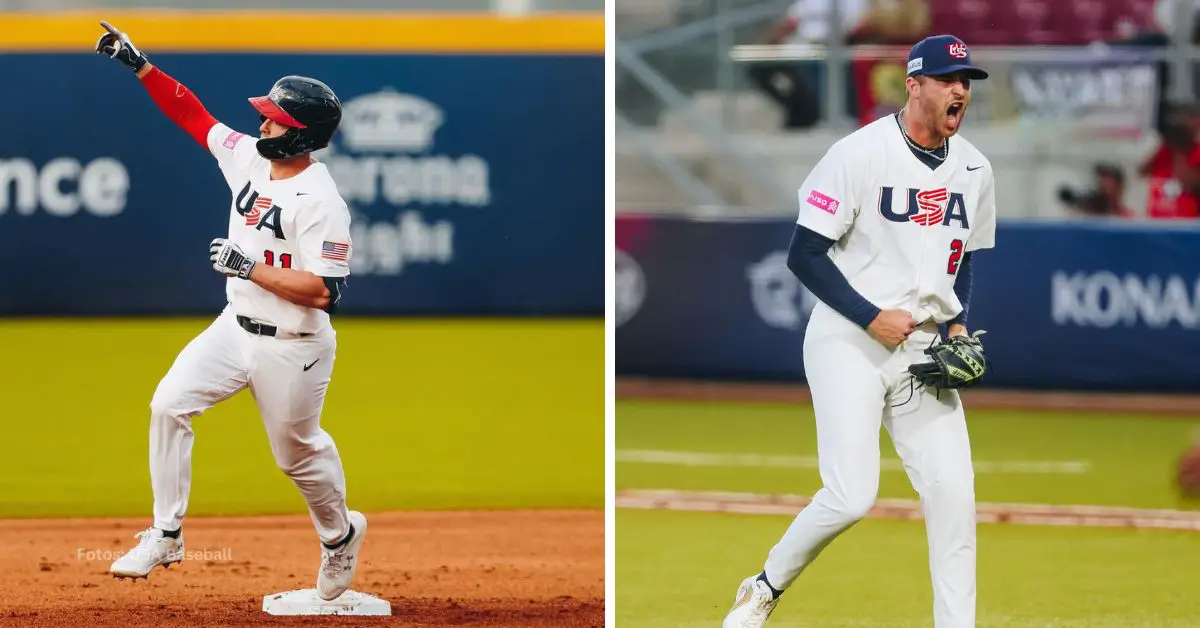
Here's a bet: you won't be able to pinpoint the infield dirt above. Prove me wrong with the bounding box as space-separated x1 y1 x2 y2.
0 509 603 627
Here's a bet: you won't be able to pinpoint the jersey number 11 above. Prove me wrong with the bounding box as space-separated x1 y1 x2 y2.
264 249 293 269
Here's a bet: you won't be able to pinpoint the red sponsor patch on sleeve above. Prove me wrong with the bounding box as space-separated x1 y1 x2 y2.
223 131 246 150
806 189 840 215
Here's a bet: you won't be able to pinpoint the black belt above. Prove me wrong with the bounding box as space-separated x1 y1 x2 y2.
237 315 311 338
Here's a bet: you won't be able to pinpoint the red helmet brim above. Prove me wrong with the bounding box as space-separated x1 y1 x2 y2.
248 96 308 129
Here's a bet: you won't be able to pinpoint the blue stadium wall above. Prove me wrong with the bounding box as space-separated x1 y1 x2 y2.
616 214 1200 393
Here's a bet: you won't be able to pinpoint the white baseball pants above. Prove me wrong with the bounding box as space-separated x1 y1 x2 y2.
147 307 351 545
763 303 977 628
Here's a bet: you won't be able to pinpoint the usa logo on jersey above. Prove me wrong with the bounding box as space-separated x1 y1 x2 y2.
878 186 969 228
912 188 948 226
234 181 286 240
245 195 273 227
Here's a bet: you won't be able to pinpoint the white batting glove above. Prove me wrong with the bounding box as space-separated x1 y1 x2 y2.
209 238 256 280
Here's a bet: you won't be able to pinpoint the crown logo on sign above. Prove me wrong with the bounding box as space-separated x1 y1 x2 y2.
339 88 444 153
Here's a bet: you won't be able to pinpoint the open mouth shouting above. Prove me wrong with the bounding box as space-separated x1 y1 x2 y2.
945 102 965 131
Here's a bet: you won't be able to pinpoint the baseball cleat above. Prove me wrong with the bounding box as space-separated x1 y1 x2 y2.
316 510 368 601
722 574 780 628
109 527 184 579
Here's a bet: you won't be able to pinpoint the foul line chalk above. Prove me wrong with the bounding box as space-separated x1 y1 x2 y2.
616 449 1091 474
616 489 1200 531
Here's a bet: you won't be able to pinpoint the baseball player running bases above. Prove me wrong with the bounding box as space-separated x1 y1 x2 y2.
95 22 367 600
723 35 996 628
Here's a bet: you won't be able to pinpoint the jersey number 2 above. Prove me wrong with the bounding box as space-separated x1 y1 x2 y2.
264 249 292 269
947 239 964 274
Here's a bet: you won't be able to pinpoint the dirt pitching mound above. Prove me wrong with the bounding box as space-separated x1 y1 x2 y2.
0 509 603 627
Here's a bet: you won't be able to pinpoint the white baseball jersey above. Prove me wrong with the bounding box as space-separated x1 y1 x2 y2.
205 123 352 335
795 113 997 325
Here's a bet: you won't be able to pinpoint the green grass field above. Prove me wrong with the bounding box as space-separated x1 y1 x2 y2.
618 399 1200 509
616 398 1200 627
0 318 603 518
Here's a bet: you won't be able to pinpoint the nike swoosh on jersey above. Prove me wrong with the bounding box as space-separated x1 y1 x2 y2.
967 165 983 171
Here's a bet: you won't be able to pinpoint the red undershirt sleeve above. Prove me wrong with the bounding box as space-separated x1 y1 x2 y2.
138 66 220 148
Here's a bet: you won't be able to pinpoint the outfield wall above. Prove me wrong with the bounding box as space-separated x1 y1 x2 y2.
0 12 603 316
616 213 1200 393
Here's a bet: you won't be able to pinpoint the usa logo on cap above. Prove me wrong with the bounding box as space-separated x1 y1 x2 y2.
906 34 990 79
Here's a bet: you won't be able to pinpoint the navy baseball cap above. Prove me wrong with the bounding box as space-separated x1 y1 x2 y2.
907 34 989 80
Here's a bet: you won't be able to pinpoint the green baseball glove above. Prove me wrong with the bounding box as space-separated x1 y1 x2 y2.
908 330 989 390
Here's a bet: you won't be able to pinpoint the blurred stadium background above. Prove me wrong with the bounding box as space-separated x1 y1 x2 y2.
0 1 602 624
615 1 1200 626
616 0 1191 217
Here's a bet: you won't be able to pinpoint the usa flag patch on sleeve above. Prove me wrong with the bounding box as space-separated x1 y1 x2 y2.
321 241 350 262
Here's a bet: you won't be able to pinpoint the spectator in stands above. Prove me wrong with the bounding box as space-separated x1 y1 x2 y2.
1139 103 1200 219
747 0 870 129
748 0 929 129
1058 163 1134 218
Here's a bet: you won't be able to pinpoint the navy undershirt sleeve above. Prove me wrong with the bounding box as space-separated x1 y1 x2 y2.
786 224 880 329
321 277 345 314
948 252 974 327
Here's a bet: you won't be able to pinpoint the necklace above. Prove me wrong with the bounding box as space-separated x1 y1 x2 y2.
896 110 948 161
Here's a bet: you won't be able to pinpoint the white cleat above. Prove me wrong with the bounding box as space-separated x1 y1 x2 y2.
316 510 368 601
722 575 780 628
109 527 184 579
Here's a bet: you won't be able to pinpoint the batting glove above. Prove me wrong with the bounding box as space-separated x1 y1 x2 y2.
95 21 149 73
209 238 256 280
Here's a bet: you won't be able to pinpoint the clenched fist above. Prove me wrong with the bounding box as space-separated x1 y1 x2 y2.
867 309 917 349
210 238 256 280
95 20 149 73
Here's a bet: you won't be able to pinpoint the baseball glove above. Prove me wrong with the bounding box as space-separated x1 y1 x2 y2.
908 330 989 390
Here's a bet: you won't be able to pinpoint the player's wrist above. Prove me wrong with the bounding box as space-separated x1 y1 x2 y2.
861 306 883 330
128 53 149 74
237 259 257 281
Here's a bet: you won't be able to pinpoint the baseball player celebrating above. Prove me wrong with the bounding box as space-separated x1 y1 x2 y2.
95 22 367 601
723 34 995 628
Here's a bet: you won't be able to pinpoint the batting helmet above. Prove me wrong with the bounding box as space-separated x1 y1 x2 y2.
248 75 342 160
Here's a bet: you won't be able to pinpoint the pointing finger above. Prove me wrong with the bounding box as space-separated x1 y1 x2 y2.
100 20 120 35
